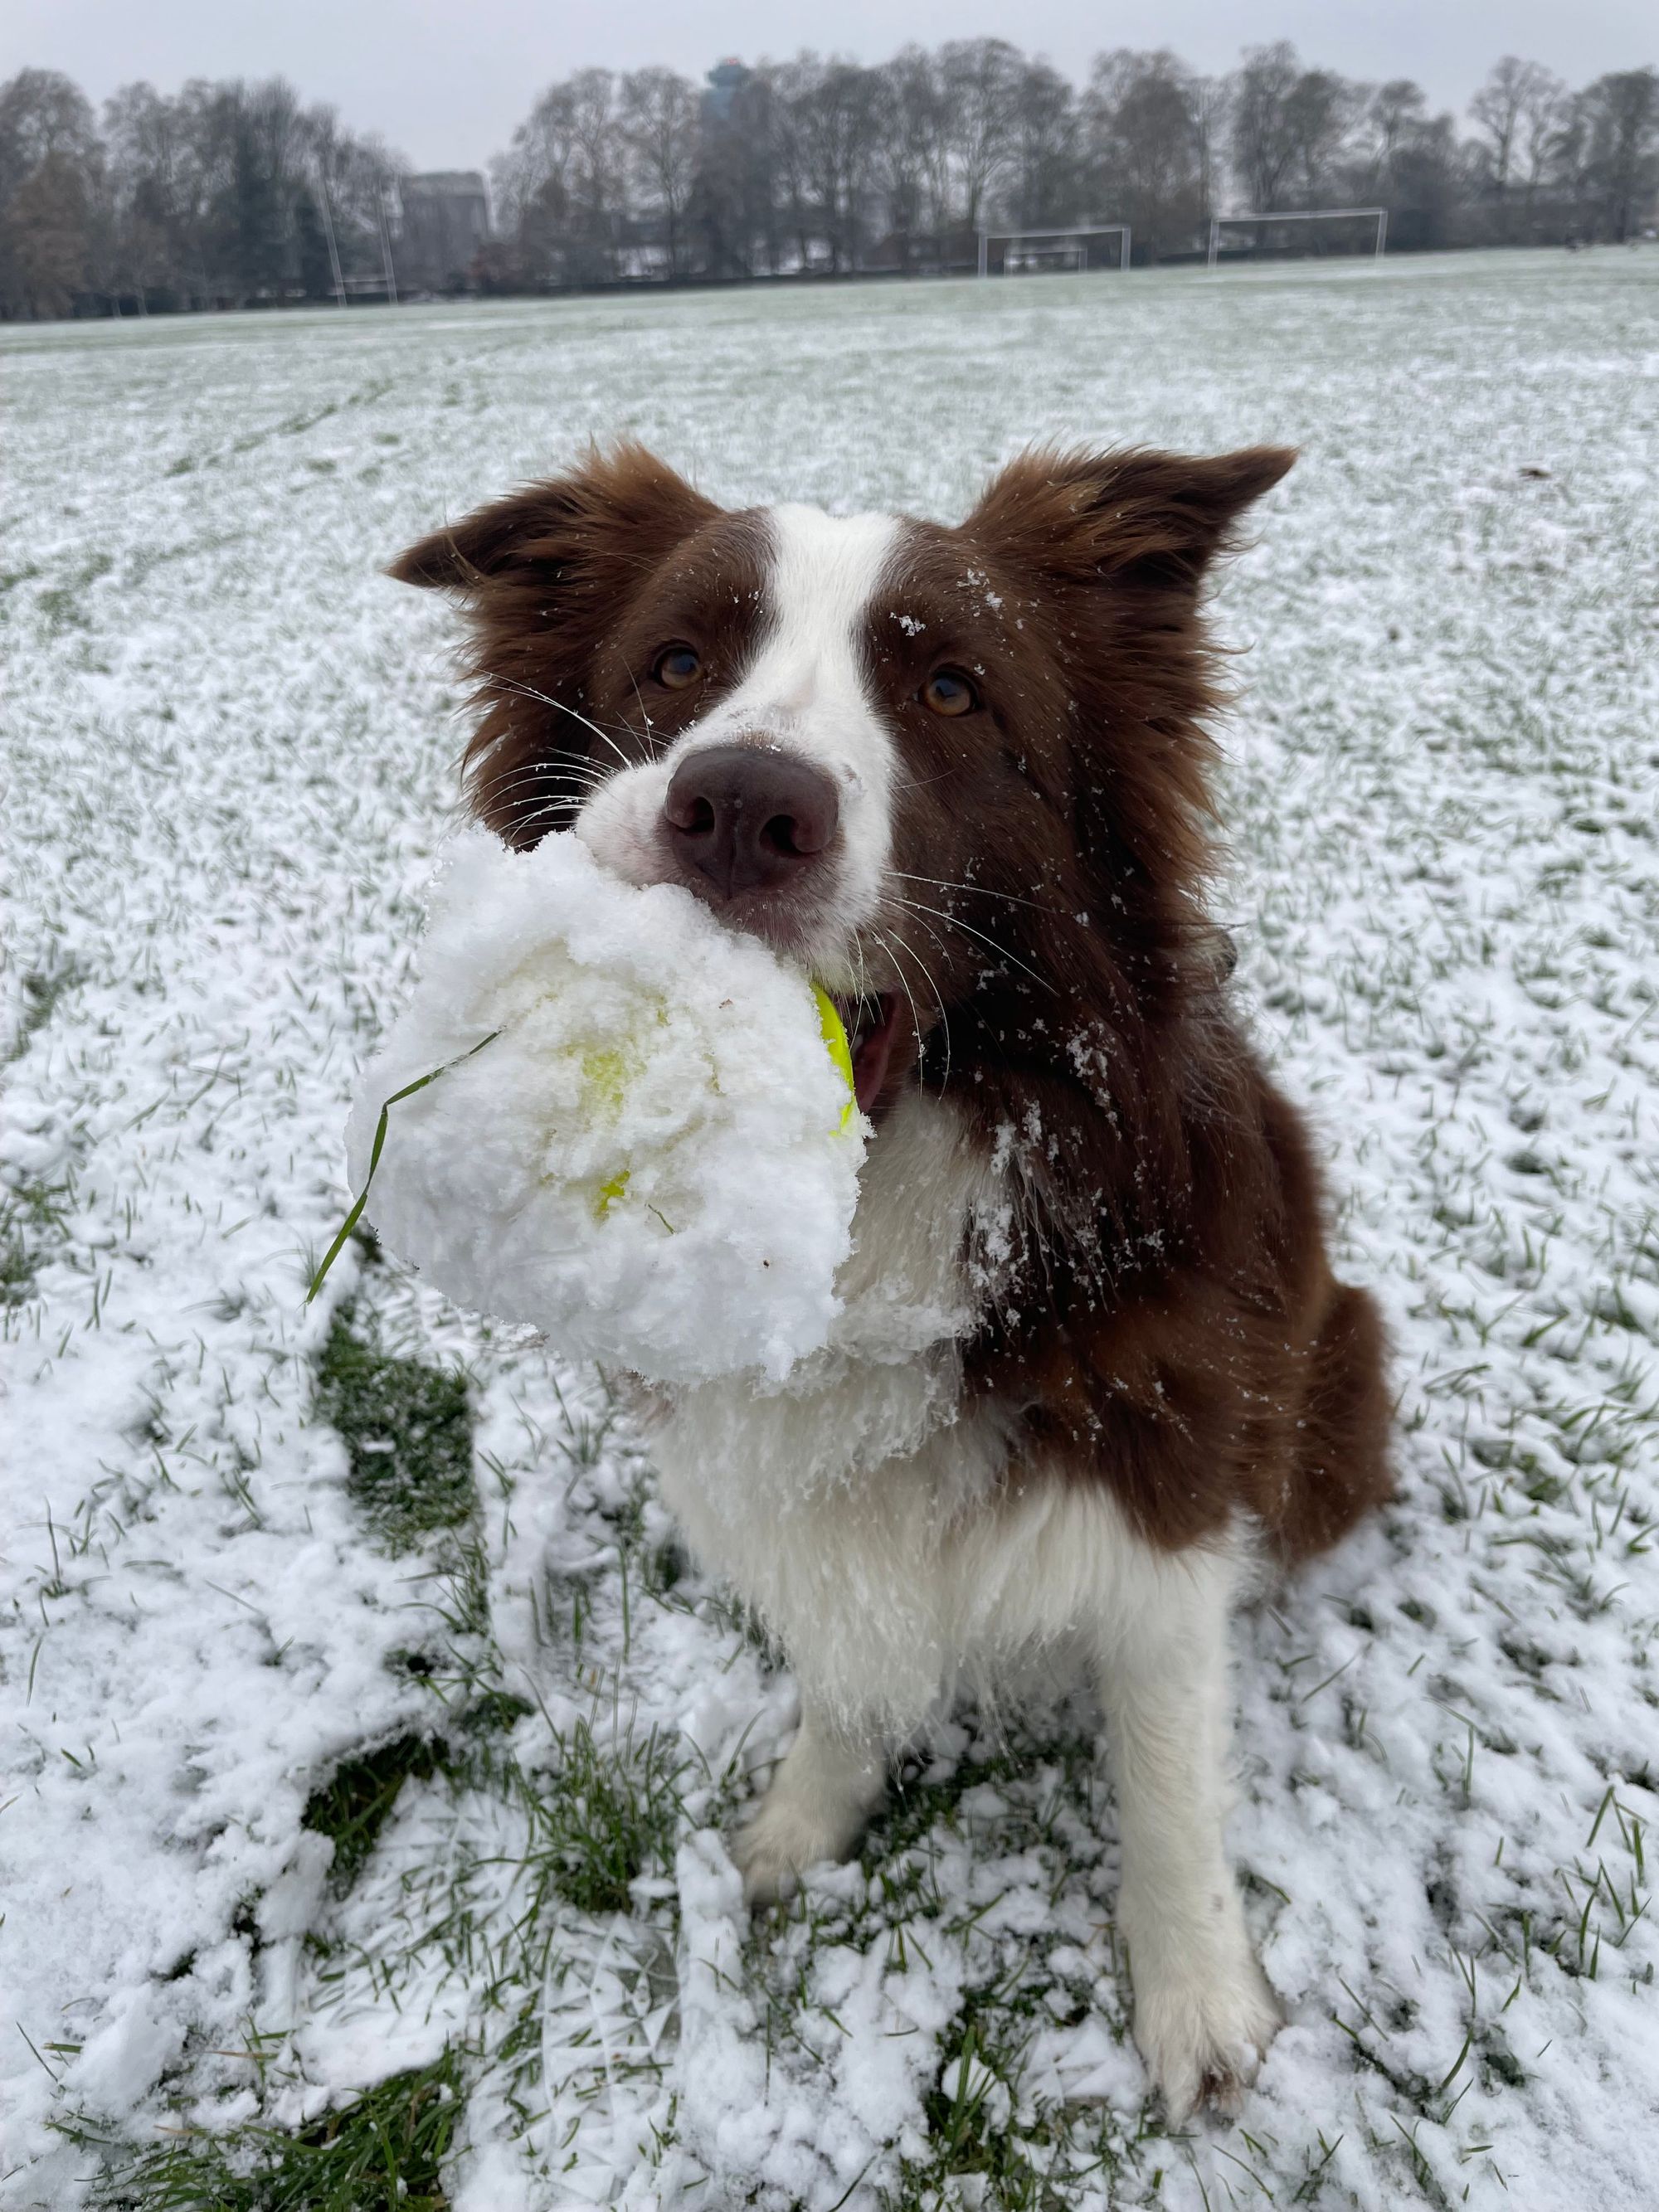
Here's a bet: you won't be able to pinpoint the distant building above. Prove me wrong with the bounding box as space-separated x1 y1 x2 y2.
703 59 750 125
398 173 491 292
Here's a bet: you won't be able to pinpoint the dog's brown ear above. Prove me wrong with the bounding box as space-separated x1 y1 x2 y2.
966 445 1295 596
387 442 718 590
387 445 721 843
389 485 566 587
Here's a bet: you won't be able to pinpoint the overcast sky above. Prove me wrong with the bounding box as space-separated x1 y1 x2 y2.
6 0 1653 171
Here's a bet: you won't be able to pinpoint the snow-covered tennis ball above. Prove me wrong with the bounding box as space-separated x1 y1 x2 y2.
343 829 868 1383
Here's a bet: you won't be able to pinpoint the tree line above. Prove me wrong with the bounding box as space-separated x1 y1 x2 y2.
2 41 1656 317
0 70 400 317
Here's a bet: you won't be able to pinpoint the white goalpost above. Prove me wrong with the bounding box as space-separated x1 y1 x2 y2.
978 224 1131 277
1207 207 1388 267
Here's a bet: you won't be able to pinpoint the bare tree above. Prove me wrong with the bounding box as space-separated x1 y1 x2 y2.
1470 56 1558 193
767 56 825 270
0 66 101 197
567 70 625 280
1365 80 1428 177
767 55 883 273
0 70 102 316
1087 51 1204 259
808 60 883 271
3 151 95 316
620 67 700 277
1515 68 1570 214
1190 75 1230 221
1567 67 1659 239
1005 58 1080 230
7 69 404 314
491 84 572 243
501 70 625 284
690 64 780 278
1352 85 1463 246
1285 70 1358 201
940 38 1021 233
868 48 943 265
1231 41 1304 210
105 80 198 302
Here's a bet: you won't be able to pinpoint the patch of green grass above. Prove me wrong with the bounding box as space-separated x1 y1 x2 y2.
0 1175 71 1305
36 552 114 633
860 1728 1100 1874
461 1689 535 1738
8 959 82 1060
303 1733 441 1889
36 584 88 630
83 2046 465 2210
881 2009 1124 2212
281 401 341 437
519 1716 686 1917
0 1215 36 1304
0 558 41 615
922 2021 1030 2178
349 1220 384 1266
314 1307 474 1548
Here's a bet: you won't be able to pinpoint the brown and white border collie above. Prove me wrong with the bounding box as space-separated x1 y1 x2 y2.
391 443 1392 2121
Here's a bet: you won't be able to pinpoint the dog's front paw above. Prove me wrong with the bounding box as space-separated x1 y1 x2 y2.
731 1785 866 1906
732 1710 884 1906
1133 1942 1282 2124
730 1796 842 1905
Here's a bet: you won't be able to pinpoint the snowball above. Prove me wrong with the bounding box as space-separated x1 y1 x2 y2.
345 829 866 1383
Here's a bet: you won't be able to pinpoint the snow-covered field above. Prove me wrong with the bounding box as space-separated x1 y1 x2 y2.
3 248 1657 2210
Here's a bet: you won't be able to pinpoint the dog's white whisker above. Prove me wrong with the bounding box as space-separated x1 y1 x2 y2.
868 929 927 1092
875 923 951 1093
489 771 609 809
885 865 1068 920
482 670 637 769
888 894 1054 991
487 751 611 786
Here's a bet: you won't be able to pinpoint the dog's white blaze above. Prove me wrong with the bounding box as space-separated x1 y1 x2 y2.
692 504 902 963
577 503 901 974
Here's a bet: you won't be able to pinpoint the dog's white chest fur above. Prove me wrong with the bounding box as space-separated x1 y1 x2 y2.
642 1099 1274 2119
643 1088 988 1723
641 1090 1190 1731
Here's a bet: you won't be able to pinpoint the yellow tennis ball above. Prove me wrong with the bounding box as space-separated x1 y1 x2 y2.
813 986 858 1131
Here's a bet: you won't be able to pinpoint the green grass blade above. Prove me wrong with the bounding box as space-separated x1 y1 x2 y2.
306 1029 500 1304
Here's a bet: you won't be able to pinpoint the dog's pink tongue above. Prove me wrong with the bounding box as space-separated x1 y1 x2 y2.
852 1001 900 1113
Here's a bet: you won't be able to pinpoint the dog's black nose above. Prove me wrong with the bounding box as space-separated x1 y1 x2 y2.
663 742 839 899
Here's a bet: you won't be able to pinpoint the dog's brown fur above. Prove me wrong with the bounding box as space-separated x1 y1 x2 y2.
868 452 1394 1560
391 448 764 843
393 444 1392 1567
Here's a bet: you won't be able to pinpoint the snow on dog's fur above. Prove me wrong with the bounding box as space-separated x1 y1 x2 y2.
390 442 1393 2122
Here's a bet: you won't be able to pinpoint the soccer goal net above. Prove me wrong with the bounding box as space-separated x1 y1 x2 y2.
1207 208 1388 265
978 225 1131 276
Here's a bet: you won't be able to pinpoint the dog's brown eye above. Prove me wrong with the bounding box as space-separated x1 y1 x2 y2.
654 645 703 691
922 668 979 717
